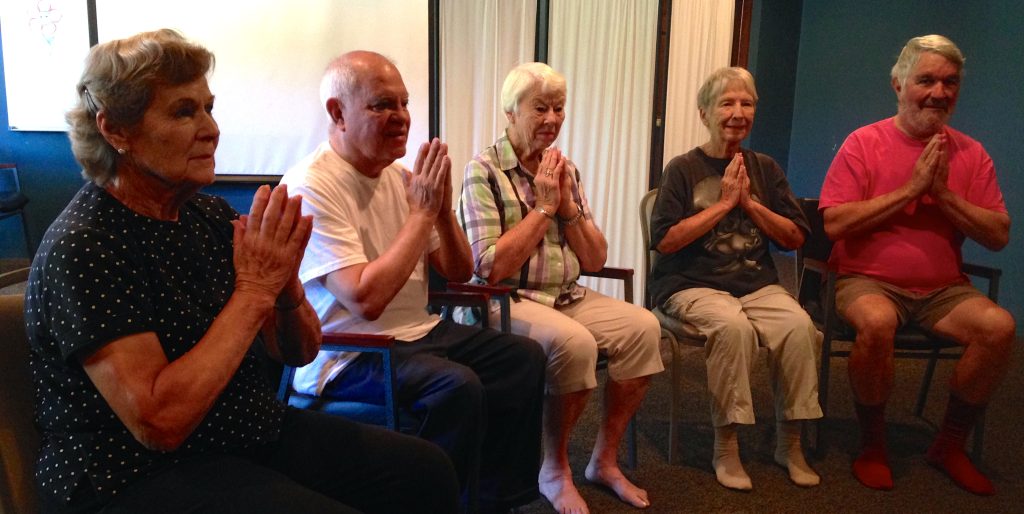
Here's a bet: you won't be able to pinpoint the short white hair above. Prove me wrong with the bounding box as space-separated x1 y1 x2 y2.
500 62 567 114
697 67 758 113
318 51 398 120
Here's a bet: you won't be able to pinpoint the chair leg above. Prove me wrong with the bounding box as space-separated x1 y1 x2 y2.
668 338 682 464
813 334 832 458
915 349 941 417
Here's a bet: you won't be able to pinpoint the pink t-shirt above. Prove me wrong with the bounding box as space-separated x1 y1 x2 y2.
820 118 1006 293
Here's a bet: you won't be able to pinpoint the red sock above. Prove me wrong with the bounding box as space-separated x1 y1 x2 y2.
926 395 994 495
852 402 893 490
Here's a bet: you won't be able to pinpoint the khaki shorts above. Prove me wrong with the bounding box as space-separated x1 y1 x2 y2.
834 274 985 330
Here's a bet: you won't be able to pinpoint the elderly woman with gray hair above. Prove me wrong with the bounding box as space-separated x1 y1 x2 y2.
26 29 457 513
649 66 822 491
459 62 663 513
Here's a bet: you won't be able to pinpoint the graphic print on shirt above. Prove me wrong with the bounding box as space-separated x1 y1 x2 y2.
692 176 763 275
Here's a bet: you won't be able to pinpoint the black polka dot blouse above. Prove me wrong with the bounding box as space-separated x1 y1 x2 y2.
24 182 285 511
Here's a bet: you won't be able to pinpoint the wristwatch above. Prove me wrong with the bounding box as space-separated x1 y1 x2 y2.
560 204 584 226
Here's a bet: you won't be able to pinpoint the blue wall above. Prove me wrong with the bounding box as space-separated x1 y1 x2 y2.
764 0 1024 330
746 0 803 169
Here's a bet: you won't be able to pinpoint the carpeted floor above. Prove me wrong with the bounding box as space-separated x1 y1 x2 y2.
515 255 1023 513
513 338 1023 513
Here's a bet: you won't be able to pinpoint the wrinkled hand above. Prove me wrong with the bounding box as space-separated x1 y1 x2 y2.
718 153 746 209
233 184 313 302
907 133 945 197
534 147 564 213
405 138 450 218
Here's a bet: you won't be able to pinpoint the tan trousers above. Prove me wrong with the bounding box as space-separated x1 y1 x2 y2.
491 287 664 395
663 284 822 427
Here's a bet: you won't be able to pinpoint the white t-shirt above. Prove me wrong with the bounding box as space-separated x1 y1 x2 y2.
280 142 440 394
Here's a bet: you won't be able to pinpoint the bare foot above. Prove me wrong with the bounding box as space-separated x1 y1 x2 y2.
539 467 589 514
584 461 650 509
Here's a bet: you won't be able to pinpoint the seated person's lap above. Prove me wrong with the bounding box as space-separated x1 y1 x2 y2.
835 274 985 331
494 287 661 394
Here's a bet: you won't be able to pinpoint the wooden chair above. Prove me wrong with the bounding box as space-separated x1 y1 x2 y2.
450 270 642 469
638 188 707 464
581 267 642 469
795 198 998 457
1 267 39 514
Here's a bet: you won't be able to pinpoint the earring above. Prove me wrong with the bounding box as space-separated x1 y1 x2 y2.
117 148 126 155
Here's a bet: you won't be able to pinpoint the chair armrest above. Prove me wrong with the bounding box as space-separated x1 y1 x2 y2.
322 332 395 350
962 262 1000 280
428 291 493 329
581 267 635 304
962 261 1001 301
582 266 634 281
443 283 513 332
0 267 30 289
428 291 490 308
280 332 401 430
446 282 513 297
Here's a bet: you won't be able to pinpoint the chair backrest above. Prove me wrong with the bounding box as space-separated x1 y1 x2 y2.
796 198 833 263
0 293 41 514
639 188 660 309
0 164 21 196
795 198 831 321
0 268 30 290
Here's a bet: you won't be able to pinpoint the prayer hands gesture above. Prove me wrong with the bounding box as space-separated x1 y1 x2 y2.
719 153 750 210
233 184 313 301
406 138 452 218
908 133 948 198
534 147 566 214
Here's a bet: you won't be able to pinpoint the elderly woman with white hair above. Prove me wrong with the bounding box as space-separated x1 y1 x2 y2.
649 66 822 491
458 62 663 513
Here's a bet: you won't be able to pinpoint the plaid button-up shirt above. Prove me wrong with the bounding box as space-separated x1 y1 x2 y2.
457 133 594 307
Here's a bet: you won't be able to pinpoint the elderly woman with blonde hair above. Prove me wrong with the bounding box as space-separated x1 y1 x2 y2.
459 62 663 513
27 29 457 513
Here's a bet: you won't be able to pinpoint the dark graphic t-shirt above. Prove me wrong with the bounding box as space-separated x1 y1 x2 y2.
648 147 808 306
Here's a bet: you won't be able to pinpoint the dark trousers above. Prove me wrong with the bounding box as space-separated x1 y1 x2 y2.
323 321 546 512
98 408 458 514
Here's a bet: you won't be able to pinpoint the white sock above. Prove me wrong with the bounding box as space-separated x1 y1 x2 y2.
713 424 752 491
774 420 820 487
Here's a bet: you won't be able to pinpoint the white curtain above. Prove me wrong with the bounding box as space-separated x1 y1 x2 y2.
547 0 660 300
441 0 734 302
662 0 735 165
440 0 536 196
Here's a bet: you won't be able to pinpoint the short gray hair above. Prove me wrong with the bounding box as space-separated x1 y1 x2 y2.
697 67 758 113
891 35 964 88
66 29 214 185
500 62 567 114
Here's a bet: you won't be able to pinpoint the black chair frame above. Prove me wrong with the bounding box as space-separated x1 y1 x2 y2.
796 198 999 458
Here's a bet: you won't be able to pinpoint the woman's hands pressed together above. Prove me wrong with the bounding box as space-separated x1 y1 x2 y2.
534 147 567 216
233 184 313 305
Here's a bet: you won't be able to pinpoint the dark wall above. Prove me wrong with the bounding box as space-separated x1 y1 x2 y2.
0 26 263 259
772 0 1024 329
0 26 83 258
746 0 802 170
